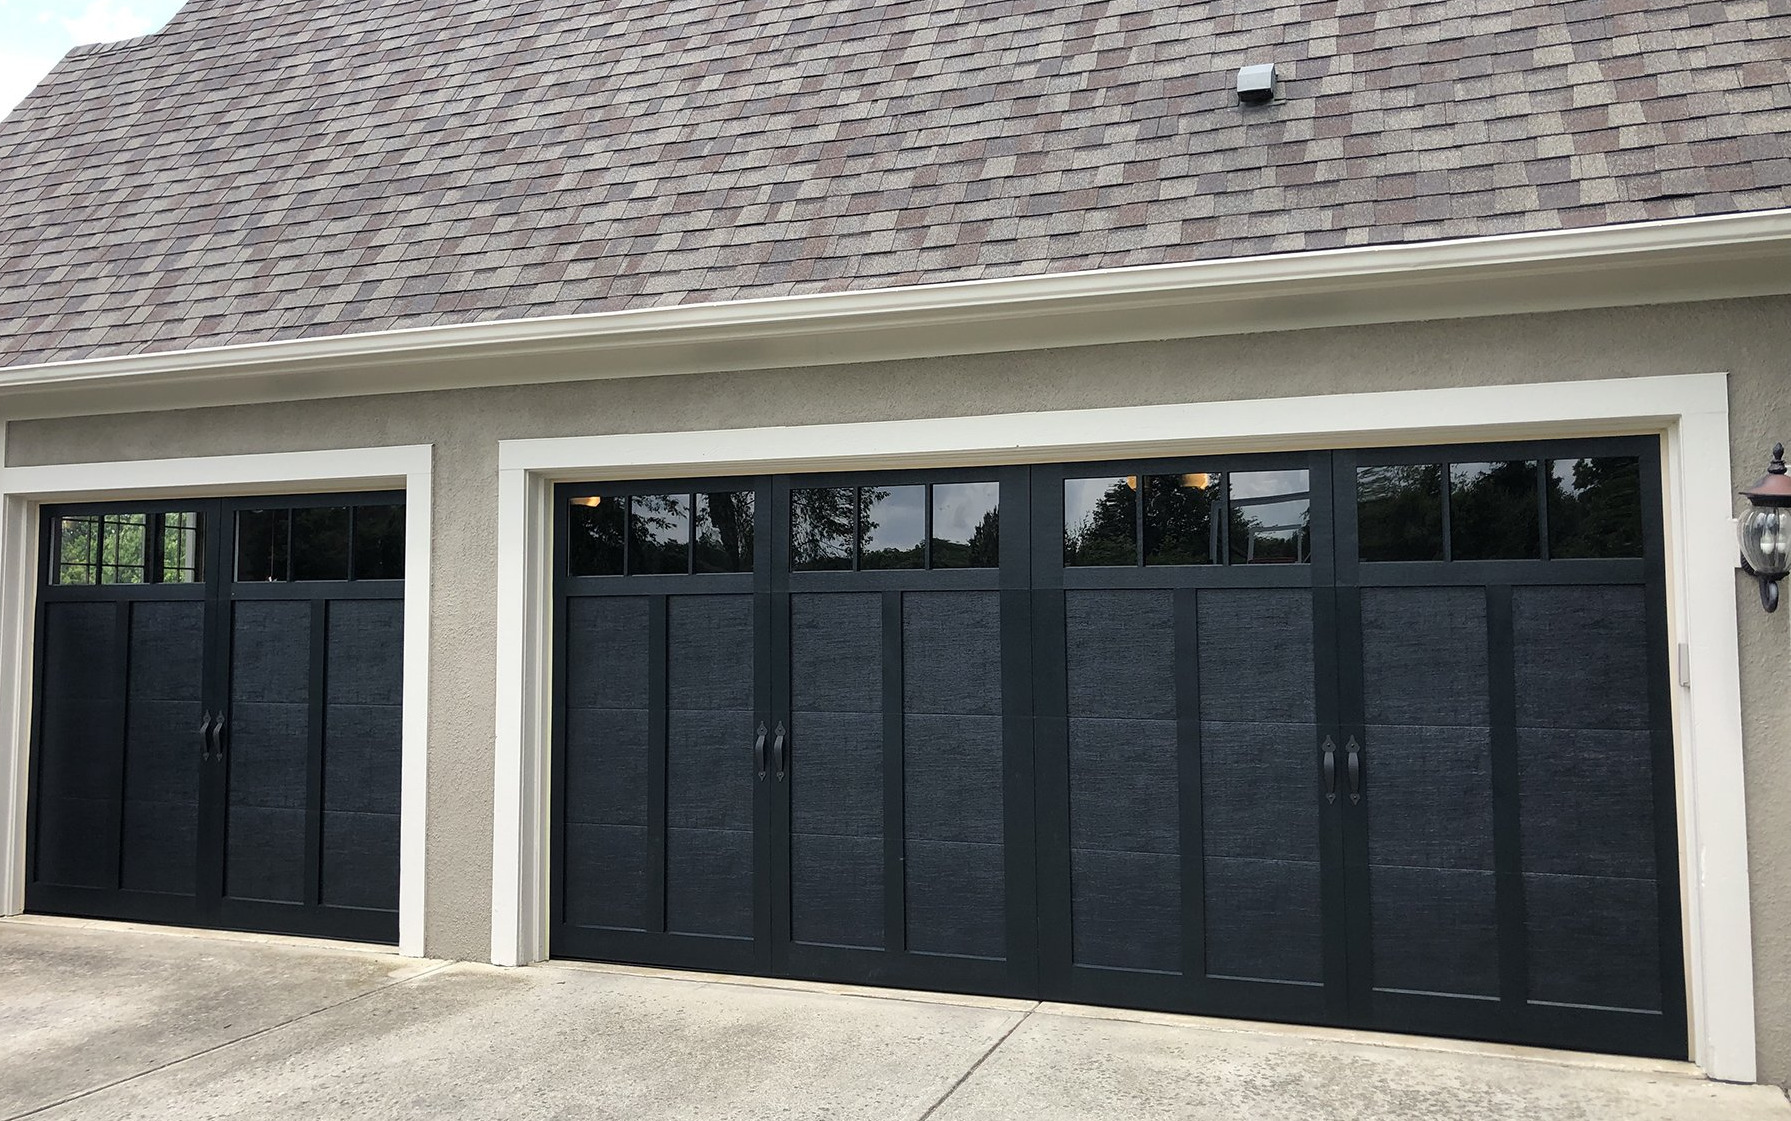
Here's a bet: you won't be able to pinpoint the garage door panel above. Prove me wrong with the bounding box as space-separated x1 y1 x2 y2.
1518 727 1658 880
565 822 649 930
791 833 883 948
565 597 649 710
667 709 755 831
905 839 1004 959
666 825 753 938
34 796 121 888
1071 847 1180 973
788 710 882 836
903 714 1002 845
1197 589 1316 725
1362 725 1494 871
563 708 648 825
320 809 399 910
1512 586 1651 730
1064 590 1173 720
1068 718 1178 855
1369 865 1499 997
1524 871 1663 1012
1203 855 1323 984
1200 720 1319 864
225 804 306 903
902 593 1002 716
790 594 880 712
120 801 200 895
668 596 753 711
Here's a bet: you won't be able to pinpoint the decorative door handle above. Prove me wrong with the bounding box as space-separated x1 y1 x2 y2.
753 723 768 780
1345 735 1362 804
1320 736 1337 804
772 722 787 781
210 715 228 762
198 712 215 760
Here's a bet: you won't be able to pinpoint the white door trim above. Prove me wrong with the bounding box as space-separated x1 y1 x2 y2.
0 444 434 958
491 371 1753 1082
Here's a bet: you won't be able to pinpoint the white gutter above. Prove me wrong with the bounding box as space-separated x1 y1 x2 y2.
2 209 1789 414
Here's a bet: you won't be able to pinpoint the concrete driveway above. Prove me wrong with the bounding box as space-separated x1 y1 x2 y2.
2 917 1785 1121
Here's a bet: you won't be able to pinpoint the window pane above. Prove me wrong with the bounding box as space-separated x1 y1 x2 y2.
931 482 999 569
100 513 148 584
353 505 406 580
1064 476 1137 566
627 495 690 575
792 487 855 571
1229 470 1310 565
569 495 624 576
292 506 352 581
860 485 925 570
1143 472 1219 565
1358 464 1444 562
1548 457 1644 559
237 509 290 582
695 492 755 573
1451 461 1540 560
54 517 98 584
160 512 205 584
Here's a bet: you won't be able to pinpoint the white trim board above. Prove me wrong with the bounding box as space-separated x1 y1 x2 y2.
0 444 434 959
3 211 1790 419
491 371 1756 1083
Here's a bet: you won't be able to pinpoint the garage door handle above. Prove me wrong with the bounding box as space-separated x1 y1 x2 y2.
754 723 768 780
1345 736 1362 804
1321 736 1337 803
198 712 216 760
772 722 787 781
210 715 228 762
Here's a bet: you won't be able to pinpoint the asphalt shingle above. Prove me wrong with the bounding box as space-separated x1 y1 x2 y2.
0 0 1786 367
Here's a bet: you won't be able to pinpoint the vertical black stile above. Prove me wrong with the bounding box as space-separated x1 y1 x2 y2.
1639 444 1689 1044
882 590 906 957
768 477 794 970
1440 462 1454 562
199 503 234 911
1029 466 1072 996
1485 584 1529 1019
999 465 1038 991
1536 461 1551 562
146 514 165 584
646 595 669 935
1322 452 1358 1022
302 600 328 907
550 495 571 928
1174 587 1206 998
753 477 776 975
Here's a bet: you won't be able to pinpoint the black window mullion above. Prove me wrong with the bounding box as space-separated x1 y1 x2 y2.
303 600 328 908
1440 465 1455 563
1536 461 1552 562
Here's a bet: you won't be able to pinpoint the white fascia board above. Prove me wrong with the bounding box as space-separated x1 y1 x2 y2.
2 210 1789 418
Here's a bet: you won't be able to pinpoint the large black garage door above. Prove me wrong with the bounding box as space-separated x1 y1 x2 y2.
27 493 407 943
552 439 1685 1059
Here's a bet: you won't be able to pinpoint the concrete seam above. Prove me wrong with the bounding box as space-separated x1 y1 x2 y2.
2 961 456 1121
913 1002 1037 1121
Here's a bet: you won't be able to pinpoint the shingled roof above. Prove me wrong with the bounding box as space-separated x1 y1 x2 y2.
1 0 1787 368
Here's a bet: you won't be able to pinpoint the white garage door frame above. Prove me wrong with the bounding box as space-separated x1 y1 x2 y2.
491 371 1754 1082
0 443 435 958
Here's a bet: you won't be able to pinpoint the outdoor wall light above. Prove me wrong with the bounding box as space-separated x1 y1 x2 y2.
1738 442 1791 612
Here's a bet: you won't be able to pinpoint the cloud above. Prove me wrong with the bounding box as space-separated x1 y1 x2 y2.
60 0 170 46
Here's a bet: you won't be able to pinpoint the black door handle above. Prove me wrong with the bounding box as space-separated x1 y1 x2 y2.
210 715 228 762
198 712 215 760
1346 735 1362 804
754 722 768 780
772 722 787 781
1321 735 1337 804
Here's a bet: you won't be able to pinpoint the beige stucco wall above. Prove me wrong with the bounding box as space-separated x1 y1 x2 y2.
6 296 1789 1084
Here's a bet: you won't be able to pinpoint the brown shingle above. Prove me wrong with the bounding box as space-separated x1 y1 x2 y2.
0 0 1787 368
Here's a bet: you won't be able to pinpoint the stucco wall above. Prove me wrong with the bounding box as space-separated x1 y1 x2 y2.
6 296 1789 1084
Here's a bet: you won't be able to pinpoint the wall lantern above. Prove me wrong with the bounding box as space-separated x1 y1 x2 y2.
1738 442 1791 612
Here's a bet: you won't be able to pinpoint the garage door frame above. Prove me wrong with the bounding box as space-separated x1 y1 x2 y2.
0 444 435 957
495 370 1750 1080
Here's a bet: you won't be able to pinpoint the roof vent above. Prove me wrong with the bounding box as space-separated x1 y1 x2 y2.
1236 63 1277 106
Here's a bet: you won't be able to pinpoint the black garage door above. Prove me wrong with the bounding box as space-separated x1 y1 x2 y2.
551 439 1685 1059
27 493 407 943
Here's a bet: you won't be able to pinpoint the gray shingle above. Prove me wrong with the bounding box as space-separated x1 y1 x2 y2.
0 0 1787 368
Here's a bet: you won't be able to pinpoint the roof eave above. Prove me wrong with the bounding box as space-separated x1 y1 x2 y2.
3 209 1790 419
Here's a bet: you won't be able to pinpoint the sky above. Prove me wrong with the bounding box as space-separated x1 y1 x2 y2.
0 0 187 117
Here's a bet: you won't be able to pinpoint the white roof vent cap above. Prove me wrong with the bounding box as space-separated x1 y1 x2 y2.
1237 63 1277 106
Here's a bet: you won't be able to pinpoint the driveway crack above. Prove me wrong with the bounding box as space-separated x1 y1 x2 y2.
914 1003 1036 1121
4 961 454 1121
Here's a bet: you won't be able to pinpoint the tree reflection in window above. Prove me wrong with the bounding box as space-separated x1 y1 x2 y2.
1450 461 1541 560
1357 464 1445 562
629 494 691 575
1548 457 1643 558
1143 473 1221 565
1228 470 1311 565
792 487 860 570
1064 476 1138 566
696 492 755 573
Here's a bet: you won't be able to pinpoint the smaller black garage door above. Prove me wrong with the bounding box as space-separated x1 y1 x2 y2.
27 493 407 943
